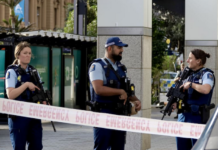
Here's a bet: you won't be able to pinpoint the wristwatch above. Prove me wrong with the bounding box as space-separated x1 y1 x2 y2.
189 82 192 88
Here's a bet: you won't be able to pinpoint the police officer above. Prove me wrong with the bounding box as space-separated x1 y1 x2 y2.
172 49 215 150
88 37 141 150
5 42 45 150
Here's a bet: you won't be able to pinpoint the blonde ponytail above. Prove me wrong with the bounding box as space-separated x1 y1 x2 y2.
12 59 19 65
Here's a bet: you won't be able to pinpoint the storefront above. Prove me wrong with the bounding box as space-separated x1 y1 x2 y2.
0 31 96 121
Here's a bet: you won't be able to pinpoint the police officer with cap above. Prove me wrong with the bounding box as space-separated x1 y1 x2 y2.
172 49 215 150
5 41 46 150
88 37 141 150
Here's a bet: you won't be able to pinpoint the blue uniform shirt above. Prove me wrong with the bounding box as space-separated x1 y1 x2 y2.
89 58 118 84
201 72 214 88
5 65 41 89
185 71 214 88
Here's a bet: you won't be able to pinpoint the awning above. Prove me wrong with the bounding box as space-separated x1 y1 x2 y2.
0 31 97 47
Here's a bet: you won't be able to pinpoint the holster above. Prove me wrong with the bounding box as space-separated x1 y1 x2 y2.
200 105 210 124
181 104 212 123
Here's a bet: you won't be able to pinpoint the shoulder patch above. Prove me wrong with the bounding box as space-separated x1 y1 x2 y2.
207 73 214 80
6 72 10 79
90 64 95 72
17 75 21 82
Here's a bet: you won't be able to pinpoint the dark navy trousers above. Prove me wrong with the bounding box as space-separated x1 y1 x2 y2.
93 109 126 150
93 127 126 150
8 116 43 150
176 112 203 150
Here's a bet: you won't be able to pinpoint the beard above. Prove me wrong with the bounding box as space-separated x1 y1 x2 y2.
111 49 122 61
112 54 122 61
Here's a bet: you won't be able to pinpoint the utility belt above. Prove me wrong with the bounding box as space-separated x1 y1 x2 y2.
86 101 132 116
179 103 215 123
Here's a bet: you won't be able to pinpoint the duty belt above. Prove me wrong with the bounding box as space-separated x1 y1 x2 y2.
86 101 132 116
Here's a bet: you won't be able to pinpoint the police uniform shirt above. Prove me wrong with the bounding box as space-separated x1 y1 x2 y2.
89 58 118 84
193 71 214 88
5 65 41 88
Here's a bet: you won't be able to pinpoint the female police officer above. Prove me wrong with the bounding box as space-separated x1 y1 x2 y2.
5 42 45 150
173 49 215 150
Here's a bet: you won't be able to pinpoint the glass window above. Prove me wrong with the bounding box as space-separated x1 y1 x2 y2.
64 55 75 108
52 48 62 107
161 74 170 79
73 49 81 105
0 50 5 98
30 46 50 90
161 73 176 79
170 73 176 79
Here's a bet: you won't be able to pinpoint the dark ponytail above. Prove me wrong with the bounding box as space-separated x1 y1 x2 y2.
205 53 210 58
191 49 210 65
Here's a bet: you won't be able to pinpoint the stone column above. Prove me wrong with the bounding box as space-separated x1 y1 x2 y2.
29 0 37 29
41 0 47 30
97 0 152 149
46 0 54 30
185 0 218 112
0 5 5 26
5 6 9 21
59 0 65 28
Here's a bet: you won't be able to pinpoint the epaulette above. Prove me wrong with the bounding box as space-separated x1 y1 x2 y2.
202 68 214 74
199 68 215 88
88 58 102 69
6 64 18 70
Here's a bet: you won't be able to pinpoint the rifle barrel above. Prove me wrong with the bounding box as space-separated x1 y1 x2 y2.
51 121 56 132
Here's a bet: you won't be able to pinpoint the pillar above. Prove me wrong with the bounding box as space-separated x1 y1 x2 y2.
41 0 47 30
29 0 37 29
46 0 54 30
97 0 152 149
0 5 5 26
185 0 218 112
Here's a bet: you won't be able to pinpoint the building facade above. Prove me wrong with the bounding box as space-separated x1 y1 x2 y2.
0 0 73 30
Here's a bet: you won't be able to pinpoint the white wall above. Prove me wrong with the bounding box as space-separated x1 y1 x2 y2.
185 0 218 40
98 0 152 28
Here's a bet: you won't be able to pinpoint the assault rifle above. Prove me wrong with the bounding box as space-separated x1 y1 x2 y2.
29 68 56 132
161 67 192 120
111 63 135 116
120 76 135 116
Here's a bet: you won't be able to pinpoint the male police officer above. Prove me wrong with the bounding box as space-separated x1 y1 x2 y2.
88 37 141 150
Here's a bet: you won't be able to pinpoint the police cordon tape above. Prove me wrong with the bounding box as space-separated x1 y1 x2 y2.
0 98 205 139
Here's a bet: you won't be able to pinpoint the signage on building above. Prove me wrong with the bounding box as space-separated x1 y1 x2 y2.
63 48 72 55
14 0 25 22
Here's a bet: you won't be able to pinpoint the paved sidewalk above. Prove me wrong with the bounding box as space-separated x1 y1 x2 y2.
0 108 177 150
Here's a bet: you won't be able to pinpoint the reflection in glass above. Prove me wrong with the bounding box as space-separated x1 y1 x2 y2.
64 55 75 108
52 48 62 106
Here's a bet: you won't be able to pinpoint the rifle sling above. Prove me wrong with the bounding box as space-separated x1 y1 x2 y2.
104 58 121 81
